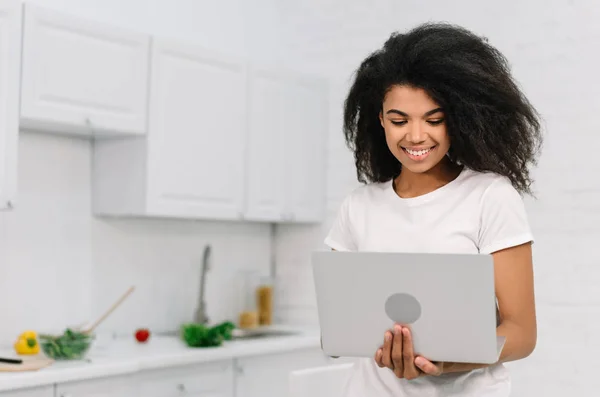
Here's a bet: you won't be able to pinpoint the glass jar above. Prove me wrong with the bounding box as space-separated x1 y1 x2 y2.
237 271 260 329
256 276 274 326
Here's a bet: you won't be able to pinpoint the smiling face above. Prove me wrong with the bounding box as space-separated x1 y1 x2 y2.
379 85 451 174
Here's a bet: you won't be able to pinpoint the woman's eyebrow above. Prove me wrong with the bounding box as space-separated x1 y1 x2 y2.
385 107 444 117
386 109 408 117
424 107 443 116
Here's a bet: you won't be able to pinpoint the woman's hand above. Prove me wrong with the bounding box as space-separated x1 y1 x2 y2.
374 324 444 379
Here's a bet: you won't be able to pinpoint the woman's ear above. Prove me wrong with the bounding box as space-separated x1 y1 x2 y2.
379 111 384 128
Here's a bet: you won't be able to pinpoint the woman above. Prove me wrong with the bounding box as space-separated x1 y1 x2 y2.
325 23 541 396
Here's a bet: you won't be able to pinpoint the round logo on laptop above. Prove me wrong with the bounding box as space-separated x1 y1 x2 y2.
384 293 421 324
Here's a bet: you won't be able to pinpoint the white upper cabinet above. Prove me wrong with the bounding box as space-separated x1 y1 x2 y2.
244 67 328 223
92 39 247 220
283 73 328 222
144 38 247 219
0 0 21 210
20 4 150 137
244 68 287 221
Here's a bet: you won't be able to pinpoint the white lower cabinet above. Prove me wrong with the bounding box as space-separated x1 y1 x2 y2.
234 348 334 397
0 385 54 397
55 375 137 397
137 360 234 397
0 348 332 397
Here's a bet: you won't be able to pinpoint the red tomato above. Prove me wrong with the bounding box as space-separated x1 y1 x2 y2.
135 328 150 343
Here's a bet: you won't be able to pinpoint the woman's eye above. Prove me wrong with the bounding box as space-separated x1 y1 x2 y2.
427 119 445 125
390 120 407 126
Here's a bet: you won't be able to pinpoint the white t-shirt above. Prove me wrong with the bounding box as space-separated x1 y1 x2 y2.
324 167 534 397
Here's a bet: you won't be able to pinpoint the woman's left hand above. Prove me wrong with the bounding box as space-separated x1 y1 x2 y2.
374 324 444 380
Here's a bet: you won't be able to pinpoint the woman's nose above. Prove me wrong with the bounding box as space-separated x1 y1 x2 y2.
406 122 427 144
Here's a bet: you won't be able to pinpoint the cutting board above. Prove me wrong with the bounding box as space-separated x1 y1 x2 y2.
0 356 54 372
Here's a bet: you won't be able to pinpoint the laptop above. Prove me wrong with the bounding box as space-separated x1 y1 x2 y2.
312 251 505 364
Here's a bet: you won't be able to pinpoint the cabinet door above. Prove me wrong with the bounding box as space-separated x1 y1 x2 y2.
138 360 234 397
20 4 149 137
0 0 21 210
234 348 333 397
244 68 286 221
55 375 138 397
146 39 247 220
0 385 54 397
283 75 328 222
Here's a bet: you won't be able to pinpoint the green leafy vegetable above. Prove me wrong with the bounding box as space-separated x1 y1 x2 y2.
181 321 235 348
39 328 93 360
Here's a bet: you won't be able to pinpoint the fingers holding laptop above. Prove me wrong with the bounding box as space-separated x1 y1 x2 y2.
414 355 444 376
375 330 394 369
375 325 406 377
399 325 421 379
375 324 443 379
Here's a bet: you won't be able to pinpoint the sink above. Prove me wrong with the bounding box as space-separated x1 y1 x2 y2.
231 327 299 340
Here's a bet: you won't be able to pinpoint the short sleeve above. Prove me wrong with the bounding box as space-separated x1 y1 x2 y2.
324 194 357 251
478 178 534 254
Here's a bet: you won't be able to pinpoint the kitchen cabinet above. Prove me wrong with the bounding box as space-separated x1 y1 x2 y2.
20 4 150 137
0 385 54 397
0 346 334 397
93 38 247 219
243 68 286 221
234 348 334 397
283 72 328 222
0 0 21 210
244 67 328 223
138 360 234 397
55 375 137 397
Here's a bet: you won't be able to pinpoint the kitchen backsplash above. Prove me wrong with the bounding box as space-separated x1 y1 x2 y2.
0 131 272 344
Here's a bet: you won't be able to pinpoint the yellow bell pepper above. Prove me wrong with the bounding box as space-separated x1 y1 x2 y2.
14 330 40 355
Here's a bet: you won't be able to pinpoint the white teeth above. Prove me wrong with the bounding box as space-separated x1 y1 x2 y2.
406 148 431 156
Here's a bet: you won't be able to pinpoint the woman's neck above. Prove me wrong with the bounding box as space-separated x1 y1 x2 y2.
394 158 462 199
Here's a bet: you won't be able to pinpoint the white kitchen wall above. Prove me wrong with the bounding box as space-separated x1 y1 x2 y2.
274 1 600 396
0 0 289 343
0 133 94 341
0 132 274 342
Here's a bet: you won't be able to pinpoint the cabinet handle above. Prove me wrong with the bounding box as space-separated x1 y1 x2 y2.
235 363 244 375
84 117 96 136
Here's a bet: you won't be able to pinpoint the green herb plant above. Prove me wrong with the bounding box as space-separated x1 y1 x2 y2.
180 321 236 348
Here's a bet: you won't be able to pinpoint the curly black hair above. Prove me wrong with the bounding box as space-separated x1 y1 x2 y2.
343 22 543 195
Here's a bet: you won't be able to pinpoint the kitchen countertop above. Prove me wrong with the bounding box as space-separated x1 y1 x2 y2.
0 327 321 392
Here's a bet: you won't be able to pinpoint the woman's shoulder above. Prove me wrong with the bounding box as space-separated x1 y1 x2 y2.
459 168 521 198
341 180 393 206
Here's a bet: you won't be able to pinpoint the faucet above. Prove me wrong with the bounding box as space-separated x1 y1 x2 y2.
193 244 211 325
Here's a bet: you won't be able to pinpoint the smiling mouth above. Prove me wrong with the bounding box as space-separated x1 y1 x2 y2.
402 146 436 160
